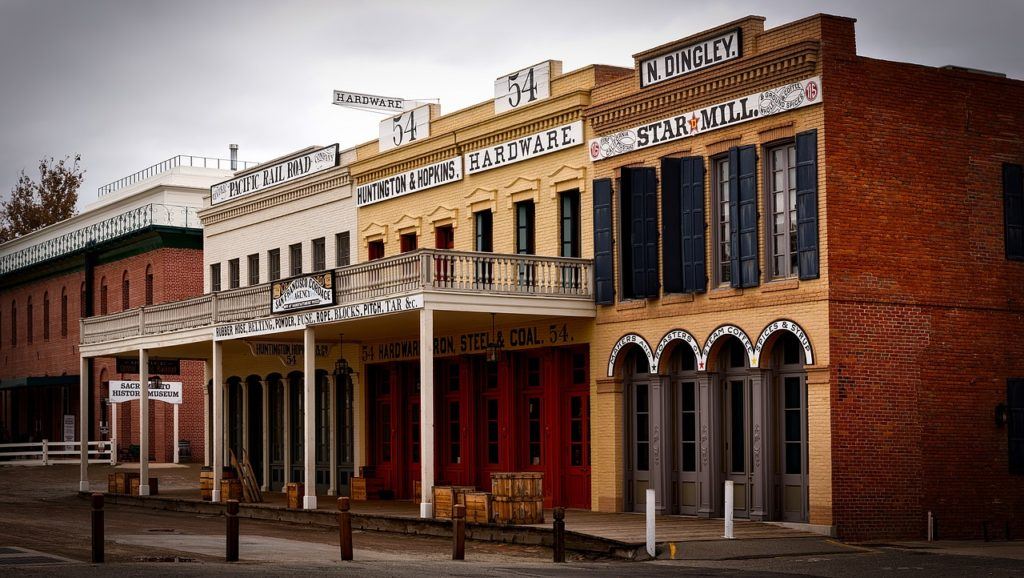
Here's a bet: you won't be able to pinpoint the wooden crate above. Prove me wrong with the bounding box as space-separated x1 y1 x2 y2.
490 472 543 498
130 477 159 496
115 472 139 495
285 482 304 509
432 485 476 519
412 480 421 502
460 492 492 523
350 477 382 501
221 478 243 502
491 496 544 525
199 468 213 501
107 473 118 494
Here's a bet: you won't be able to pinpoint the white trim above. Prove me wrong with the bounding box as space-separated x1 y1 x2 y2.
751 319 814 367
652 329 702 373
606 333 655 377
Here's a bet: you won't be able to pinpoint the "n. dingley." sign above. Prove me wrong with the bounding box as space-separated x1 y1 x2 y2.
640 29 741 88
271 272 334 314
211 144 339 205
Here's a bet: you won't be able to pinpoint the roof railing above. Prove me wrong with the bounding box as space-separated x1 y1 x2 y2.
97 155 258 197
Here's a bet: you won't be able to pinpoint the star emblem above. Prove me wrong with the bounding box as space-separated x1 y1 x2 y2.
689 113 699 132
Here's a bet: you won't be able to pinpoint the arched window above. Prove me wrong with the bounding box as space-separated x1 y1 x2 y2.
60 287 68 337
26 297 33 344
43 292 50 341
10 301 15 346
145 264 154 305
99 277 108 315
121 270 130 310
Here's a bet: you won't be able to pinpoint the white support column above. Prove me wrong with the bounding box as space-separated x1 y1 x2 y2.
78 356 89 492
138 348 150 496
328 374 337 496
419 307 435 518
223 382 231 465
212 341 224 502
283 378 291 492
261 380 270 491
111 401 118 463
241 381 250 456
173 404 180 464
303 327 317 510
203 360 211 467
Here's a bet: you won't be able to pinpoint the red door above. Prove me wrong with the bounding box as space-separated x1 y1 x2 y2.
477 359 503 489
406 385 420 499
434 225 454 285
561 391 591 508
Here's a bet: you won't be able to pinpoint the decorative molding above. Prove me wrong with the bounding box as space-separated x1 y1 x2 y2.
700 423 709 468
753 423 762 469
504 177 540 210
464 187 497 216
394 214 422 236
426 206 459 229
201 173 350 226
360 222 388 246
548 164 586 199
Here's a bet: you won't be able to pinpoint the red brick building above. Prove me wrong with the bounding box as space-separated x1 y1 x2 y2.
0 157 246 462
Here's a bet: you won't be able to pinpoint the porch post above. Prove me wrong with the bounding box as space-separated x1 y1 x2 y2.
283 376 291 491
241 381 249 455
203 360 211 467
419 306 435 518
212 341 224 502
138 348 150 496
328 372 337 496
303 327 317 509
111 399 118 463
261 380 270 491
696 373 721 518
223 381 230 465
78 356 89 492
749 370 773 521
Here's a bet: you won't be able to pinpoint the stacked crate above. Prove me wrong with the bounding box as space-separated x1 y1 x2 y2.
491 472 544 524
432 485 476 519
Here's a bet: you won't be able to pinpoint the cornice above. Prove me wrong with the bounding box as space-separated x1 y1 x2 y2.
199 169 350 226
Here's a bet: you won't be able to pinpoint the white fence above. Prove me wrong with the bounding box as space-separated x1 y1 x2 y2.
0 440 115 466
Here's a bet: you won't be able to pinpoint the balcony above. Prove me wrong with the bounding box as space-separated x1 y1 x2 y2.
81 250 594 347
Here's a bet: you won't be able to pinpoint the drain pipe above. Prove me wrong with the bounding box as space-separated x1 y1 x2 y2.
724 481 735 539
645 488 656 557
927 511 934 542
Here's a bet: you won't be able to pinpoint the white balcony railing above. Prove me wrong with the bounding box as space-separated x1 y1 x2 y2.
81 249 593 345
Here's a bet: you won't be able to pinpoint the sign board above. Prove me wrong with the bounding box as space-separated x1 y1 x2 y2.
465 121 582 174
108 380 183 405
494 61 557 114
589 76 822 161
640 29 741 88
246 341 334 367
63 415 75 442
379 105 431 152
356 157 462 207
116 358 181 375
360 321 579 363
271 272 334 314
214 295 424 341
211 144 339 205
333 90 407 114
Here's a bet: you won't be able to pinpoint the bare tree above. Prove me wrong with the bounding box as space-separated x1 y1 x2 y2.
0 155 84 243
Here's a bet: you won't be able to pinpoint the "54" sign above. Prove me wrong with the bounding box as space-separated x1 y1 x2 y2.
379 104 432 151
494 61 560 114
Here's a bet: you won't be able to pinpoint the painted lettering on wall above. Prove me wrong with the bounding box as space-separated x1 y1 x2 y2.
589 76 822 161
356 157 463 206
465 121 582 174
361 323 576 363
214 295 424 340
751 319 813 366
211 144 339 205
640 29 741 88
606 333 655 377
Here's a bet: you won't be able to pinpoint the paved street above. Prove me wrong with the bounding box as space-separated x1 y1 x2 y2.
0 465 1021 576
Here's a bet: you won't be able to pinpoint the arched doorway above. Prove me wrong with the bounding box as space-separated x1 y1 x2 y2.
623 347 654 512
667 344 699 515
715 337 754 520
769 332 808 522
244 375 264 487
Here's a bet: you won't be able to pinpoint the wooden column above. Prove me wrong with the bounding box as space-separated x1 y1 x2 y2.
138 348 150 495
419 307 435 518
303 327 317 510
78 356 90 492
212 341 224 502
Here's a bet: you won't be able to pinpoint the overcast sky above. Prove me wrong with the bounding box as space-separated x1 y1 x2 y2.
1 0 1021 209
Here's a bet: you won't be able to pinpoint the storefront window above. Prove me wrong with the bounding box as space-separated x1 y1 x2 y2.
486 398 499 465
448 401 460 464
527 397 542 465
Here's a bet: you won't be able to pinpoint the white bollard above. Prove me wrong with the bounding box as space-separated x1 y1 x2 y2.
723 480 735 539
646 488 656 557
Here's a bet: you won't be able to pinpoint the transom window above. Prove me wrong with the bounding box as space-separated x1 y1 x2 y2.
767 143 798 279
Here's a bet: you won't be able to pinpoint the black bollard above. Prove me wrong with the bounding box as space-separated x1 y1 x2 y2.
226 500 239 562
452 504 466 561
552 507 566 563
338 497 353 561
91 493 104 564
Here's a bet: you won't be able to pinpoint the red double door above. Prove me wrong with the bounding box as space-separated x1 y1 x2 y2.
365 348 591 509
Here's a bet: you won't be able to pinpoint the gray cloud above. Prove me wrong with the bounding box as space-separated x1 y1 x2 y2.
1 0 1020 208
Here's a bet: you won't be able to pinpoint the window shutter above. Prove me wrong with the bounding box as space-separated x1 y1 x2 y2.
593 178 615 304
729 146 759 288
661 158 683 294
643 168 660 297
796 130 820 279
680 156 707 293
1004 163 1024 260
628 169 648 297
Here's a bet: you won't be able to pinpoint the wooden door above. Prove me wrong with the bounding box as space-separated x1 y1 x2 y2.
476 360 503 489
723 379 752 519
434 225 454 286
561 391 590 508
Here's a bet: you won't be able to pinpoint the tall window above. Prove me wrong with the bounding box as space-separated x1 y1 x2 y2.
121 270 130 310
1003 164 1023 260
474 210 493 252
99 277 108 315
268 249 281 281
26 297 33 343
335 232 350 267
228 258 240 289
515 200 535 255
9 301 15 346
560 190 581 258
767 143 798 279
247 254 259 285
289 243 303 276
42 292 50 341
312 238 326 271
145 265 154 305
368 240 384 261
399 233 417 253
713 156 732 286
60 287 68 337
210 264 221 292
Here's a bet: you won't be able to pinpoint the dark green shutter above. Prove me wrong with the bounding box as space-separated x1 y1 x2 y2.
661 158 682 294
593 178 614 304
729 146 759 288
796 130 820 279
680 157 707 293
643 168 660 297
1005 163 1024 260
628 169 647 296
